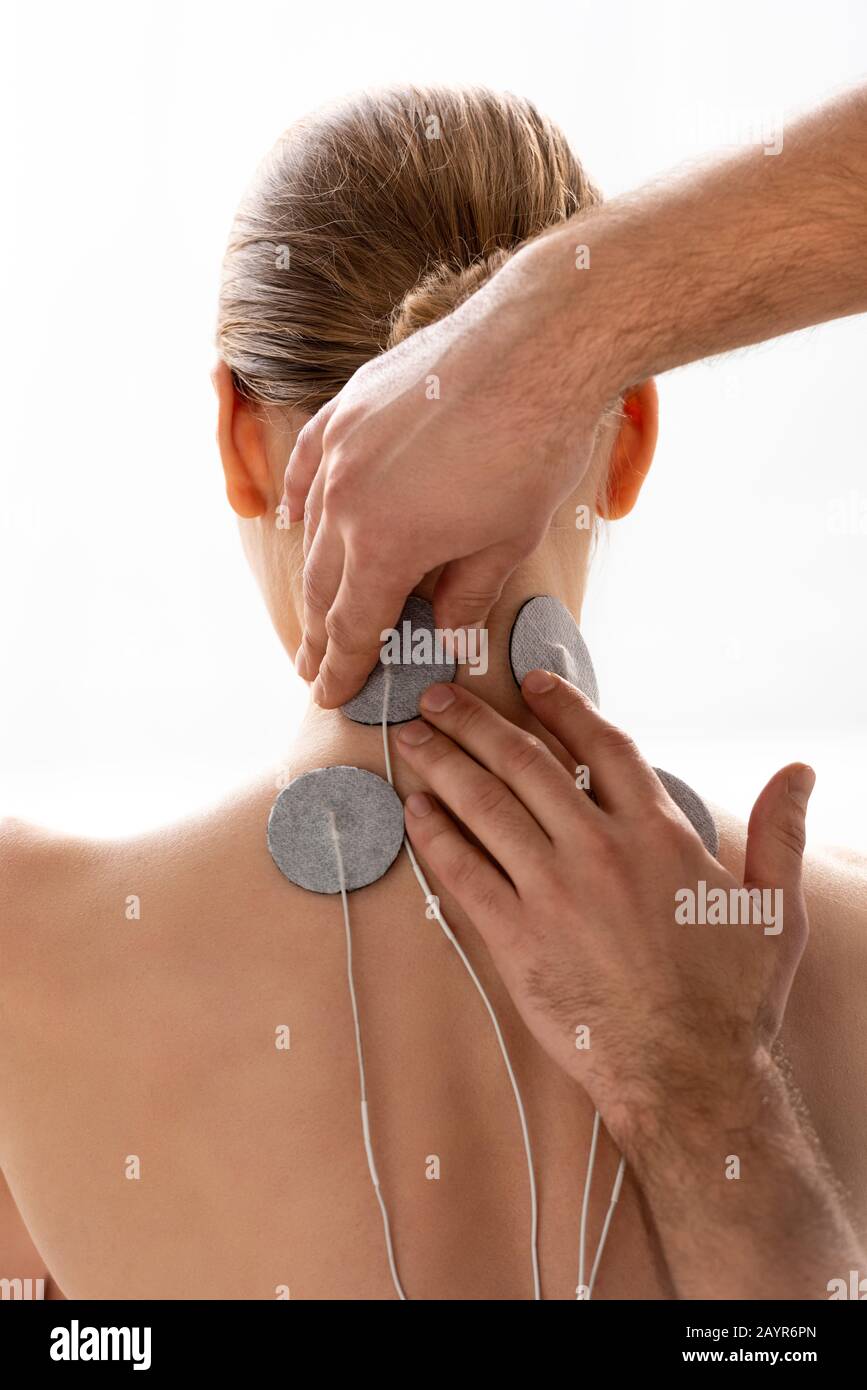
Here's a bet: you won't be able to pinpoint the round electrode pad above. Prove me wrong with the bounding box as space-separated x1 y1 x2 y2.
342 595 457 726
653 768 719 857
509 595 600 705
267 765 405 894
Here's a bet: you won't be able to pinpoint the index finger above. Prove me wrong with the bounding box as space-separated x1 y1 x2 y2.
311 552 423 707
519 670 665 812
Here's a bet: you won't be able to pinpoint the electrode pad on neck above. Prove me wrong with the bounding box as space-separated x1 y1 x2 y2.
268 765 405 893
506 595 719 857
510 595 600 705
342 595 456 725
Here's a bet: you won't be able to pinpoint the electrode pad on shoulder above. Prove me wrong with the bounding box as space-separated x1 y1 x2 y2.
652 767 719 857
268 765 405 893
342 595 456 725
506 594 718 856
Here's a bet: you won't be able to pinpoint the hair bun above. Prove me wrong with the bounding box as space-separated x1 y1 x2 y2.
387 248 512 349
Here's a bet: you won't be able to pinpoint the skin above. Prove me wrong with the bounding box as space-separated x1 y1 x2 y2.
398 675 864 1298
1 379 865 1300
282 83 867 708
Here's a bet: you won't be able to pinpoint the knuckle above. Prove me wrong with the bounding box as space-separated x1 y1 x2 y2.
773 816 807 857
320 413 342 453
302 565 329 614
550 681 589 716
449 850 483 892
474 779 511 818
598 722 638 758
582 826 622 871
323 608 363 653
294 417 322 465
449 853 499 914
321 459 356 514
505 733 545 777
451 698 484 737
422 736 456 769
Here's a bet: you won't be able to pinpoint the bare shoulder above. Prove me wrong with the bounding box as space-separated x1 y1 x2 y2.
0 815 98 927
0 779 283 984
0 817 99 999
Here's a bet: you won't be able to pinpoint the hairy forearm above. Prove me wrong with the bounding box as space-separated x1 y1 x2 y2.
517 84 867 404
612 1050 864 1300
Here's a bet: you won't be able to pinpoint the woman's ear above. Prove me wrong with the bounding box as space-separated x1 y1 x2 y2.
212 360 270 519
598 378 659 520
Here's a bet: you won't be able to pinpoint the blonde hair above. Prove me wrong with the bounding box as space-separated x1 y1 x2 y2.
217 85 601 413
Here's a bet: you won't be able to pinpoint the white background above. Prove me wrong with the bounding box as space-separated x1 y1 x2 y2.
1 0 865 847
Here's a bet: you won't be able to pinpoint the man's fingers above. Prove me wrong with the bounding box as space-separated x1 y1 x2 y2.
520 670 664 811
403 791 517 936
744 763 814 892
311 554 418 707
395 719 553 890
302 466 325 561
431 540 521 633
283 399 337 522
297 522 345 682
416 681 596 837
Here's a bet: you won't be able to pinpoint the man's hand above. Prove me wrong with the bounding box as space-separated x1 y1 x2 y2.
396 671 810 1122
286 84 867 710
285 247 607 707
397 672 864 1297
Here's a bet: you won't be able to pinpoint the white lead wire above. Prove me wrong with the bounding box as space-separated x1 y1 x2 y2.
587 1155 626 1299
381 676 541 1301
375 669 626 1301
328 810 407 1301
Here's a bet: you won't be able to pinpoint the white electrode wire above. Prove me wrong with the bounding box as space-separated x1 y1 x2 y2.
327 811 407 1302
381 677 542 1301
578 1109 601 1295
577 1108 628 1301
587 1154 626 1299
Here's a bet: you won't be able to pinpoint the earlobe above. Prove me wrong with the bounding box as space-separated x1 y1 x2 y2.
598 379 659 521
213 360 269 519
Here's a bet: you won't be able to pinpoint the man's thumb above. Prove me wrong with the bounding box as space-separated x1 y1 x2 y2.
743 763 815 892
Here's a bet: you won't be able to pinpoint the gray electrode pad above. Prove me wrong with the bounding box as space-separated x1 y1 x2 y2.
342 595 457 726
507 594 718 856
509 595 600 705
653 767 719 857
268 765 405 894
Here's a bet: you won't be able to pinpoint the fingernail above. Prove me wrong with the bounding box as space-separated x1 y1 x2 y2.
420 683 455 712
788 765 816 811
295 644 311 680
397 720 433 746
311 677 325 705
406 791 433 817
523 669 556 693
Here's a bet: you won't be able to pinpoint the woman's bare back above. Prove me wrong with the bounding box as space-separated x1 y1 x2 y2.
1 780 865 1301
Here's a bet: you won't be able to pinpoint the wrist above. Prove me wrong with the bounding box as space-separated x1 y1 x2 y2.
602 1041 781 1174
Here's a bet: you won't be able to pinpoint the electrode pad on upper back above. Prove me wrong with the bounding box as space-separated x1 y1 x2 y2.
509 595 600 705
506 595 719 856
342 595 456 725
267 765 405 893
